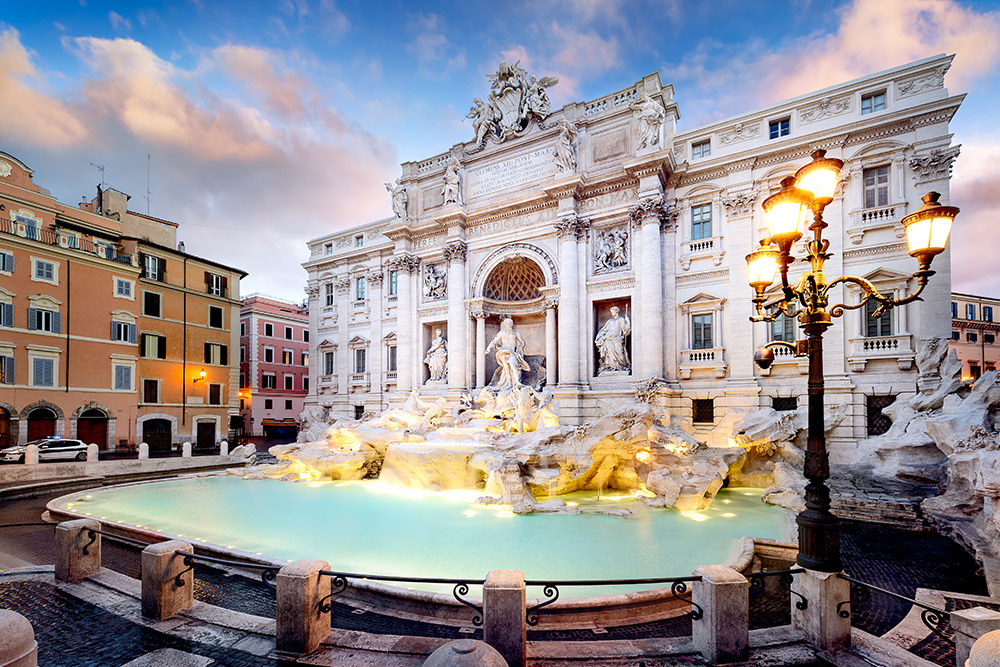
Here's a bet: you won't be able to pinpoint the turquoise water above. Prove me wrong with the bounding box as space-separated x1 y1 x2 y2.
56 477 788 597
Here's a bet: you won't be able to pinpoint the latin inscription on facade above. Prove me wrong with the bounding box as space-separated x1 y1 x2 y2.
467 147 556 199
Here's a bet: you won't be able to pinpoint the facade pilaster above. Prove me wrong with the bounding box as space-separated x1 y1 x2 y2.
304 281 321 406
545 299 558 386
390 255 418 393
473 310 487 389
334 277 350 396
629 197 671 380
444 241 469 391
554 216 588 387
367 270 384 406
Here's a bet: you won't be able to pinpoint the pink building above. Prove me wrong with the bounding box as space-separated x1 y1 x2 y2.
239 295 309 441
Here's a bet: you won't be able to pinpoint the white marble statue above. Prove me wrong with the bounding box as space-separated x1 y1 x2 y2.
595 306 632 374
424 264 447 299
486 318 530 390
553 118 578 173
467 97 495 146
631 93 666 150
525 75 551 116
441 157 461 205
424 329 448 382
385 178 408 219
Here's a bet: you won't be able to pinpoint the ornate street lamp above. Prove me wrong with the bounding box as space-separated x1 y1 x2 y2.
745 149 958 572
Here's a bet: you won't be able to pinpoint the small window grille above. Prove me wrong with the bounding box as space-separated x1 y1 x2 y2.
772 396 798 412
866 395 895 436
692 399 715 423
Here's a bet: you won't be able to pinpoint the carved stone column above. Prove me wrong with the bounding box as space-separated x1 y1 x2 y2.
629 198 669 379
334 277 351 397
473 310 487 388
545 299 558 386
554 216 588 387
444 241 468 390
389 255 419 393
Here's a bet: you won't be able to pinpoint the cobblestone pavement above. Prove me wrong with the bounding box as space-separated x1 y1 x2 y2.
0 492 991 666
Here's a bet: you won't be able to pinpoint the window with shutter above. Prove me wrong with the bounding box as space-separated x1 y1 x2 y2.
0 356 13 384
0 251 13 273
143 292 161 317
157 335 166 359
114 365 132 390
33 358 54 386
52 312 61 334
0 303 12 327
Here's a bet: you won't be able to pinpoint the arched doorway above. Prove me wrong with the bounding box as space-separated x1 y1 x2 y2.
26 407 57 441
0 408 10 449
142 419 172 453
77 408 109 448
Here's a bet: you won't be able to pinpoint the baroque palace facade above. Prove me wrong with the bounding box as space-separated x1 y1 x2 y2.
303 55 962 461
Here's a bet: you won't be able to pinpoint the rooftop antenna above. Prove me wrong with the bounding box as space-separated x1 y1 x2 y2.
144 153 153 215
89 162 105 188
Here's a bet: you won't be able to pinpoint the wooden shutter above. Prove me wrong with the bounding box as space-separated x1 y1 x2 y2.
27 307 37 330
0 303 12 327
1 253 12 272
1 356 13 384
128 323 137 343
220 345 228 366
204 271 211 286
157 335 166 359
204 342 211 363
138 252 147 278
158 257 166 281
52 312 61 334
221 276 228 296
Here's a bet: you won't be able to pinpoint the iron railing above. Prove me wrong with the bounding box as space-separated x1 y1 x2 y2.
837 573 951 640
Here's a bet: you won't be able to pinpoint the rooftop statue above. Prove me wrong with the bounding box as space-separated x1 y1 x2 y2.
468 60 559 145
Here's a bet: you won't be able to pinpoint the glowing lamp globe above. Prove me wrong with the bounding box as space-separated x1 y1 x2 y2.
794 149 843 201
746 244 780 292
762 177 812 249
901 192 957 264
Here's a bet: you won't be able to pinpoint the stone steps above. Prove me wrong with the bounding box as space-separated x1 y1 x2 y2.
829 496 932 530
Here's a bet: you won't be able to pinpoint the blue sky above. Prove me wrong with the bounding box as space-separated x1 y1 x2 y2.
2 0 999 301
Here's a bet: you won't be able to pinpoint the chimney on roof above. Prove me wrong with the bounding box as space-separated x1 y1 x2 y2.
177 241 185 253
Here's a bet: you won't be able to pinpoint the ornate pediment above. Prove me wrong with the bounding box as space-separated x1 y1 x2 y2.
466 60 558 147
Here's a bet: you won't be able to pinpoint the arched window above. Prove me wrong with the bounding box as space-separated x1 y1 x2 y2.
483 258 544 302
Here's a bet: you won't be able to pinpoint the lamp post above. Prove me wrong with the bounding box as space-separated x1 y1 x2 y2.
746 149 958 572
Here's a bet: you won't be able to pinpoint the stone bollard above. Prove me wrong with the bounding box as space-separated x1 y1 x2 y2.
792 570 851 652
953 608 1000 667
0 609 37 667
141 540 194 620
423 639 508 666
692 565 749 663
23 444 38 465
220 440 228 456
276 559 331 656
86 444 99 463
138 442 149 459
968 628 1000 666
182 442 192 457
55 519 101 582
483 570 526 667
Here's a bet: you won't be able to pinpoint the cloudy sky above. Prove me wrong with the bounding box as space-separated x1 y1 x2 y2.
2 0 999 301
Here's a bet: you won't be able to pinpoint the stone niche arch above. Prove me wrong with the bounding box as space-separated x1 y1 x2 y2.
473 243 558 298
72 401 116 449
0 400 18 450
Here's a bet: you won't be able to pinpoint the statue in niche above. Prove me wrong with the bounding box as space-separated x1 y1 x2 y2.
631 93 666 150
595 306 632 374
486 318 530 391
553 118 578 173
594 227 629 272
424 263 447 299
385 178 408 219
423 329 448 382
441 157 462 205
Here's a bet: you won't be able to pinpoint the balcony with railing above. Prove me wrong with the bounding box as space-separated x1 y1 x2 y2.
0 218 139 267
678 348 728 379
847 334 915 371
846 203 907 245
679 236 725 270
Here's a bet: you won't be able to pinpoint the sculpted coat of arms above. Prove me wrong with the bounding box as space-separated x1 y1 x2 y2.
467 60 558 145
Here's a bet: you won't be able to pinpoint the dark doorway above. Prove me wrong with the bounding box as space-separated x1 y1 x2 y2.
196 421 216 450
26 407 57 441
77 408 109 448
142 419 172 453
0 408 10 449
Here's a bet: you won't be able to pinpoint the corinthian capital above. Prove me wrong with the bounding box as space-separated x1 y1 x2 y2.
554 215 590 241
629 195 679 231
443 240 468 263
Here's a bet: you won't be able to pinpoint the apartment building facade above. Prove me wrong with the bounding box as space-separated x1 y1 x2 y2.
949 292 1000 381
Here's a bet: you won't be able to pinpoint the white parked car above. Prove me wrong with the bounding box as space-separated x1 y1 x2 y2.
0 438 88 463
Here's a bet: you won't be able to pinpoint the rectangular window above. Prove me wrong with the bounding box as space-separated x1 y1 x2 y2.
142 378 159 403
111 321 137 343
141 334 167 359
986 333 996 344
863 166 890 208
354 348 366 373
284 375 293 390
240 321 246 336
115 278 132 298
866 395 895 436
325 283 334 306
143 292 161 317
209 306 223 329
264 399 273 409
282 350 292 365
303 330 309 343
971 364 982 380
28 308 60 333
355 235 364 248
205 272 225 297
142 254 164 282
240 346 246 363
264 347 274 363
692 399 714 423
951 330 960 340
771 313 795 343
303 377 309 392
204 343 228 365
324 351 335 375
32 357 54 387
691 204 712 241
388 345 397 372
113 365 132 391
861 91 886 115
301 352 308 366
0 355 14 384
692 314 713 349
324 243 333 255
967 332 978 343
355 277 366 301
284 326 293 340
0 303 11 328
952 302 958 318
240 372 246 387
389 271 398 296
772 396 798 412
285 399 293 410
967 304 977 320
354 405 365 420
865 298 892 337
262 374 276 390
264 322 274 337
34 260 54 281
984 306 994 322
0 250 13 273
691 140 711 159
769 118 790 139
208 383 222 405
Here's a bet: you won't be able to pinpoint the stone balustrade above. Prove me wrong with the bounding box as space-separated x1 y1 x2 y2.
847 334 915 371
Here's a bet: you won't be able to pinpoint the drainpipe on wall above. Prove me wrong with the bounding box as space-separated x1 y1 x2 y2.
65 257 71 393
182 255 189 430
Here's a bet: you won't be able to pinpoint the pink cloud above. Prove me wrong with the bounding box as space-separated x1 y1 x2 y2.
949 138 1000 296
213 44 313 119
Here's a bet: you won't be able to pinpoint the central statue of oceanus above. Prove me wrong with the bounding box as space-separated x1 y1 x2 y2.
485 317 530 390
